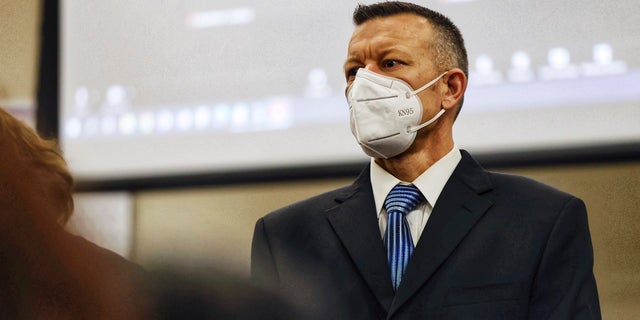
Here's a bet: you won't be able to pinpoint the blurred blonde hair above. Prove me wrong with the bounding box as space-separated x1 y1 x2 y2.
0 107 74 224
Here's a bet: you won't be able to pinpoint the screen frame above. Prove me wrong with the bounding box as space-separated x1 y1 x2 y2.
42 1 639 191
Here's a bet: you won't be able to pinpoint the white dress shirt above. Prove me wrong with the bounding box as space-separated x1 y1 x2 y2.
370 146 462 245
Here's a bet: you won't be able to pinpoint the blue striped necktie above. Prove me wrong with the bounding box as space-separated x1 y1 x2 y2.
384 184 425 291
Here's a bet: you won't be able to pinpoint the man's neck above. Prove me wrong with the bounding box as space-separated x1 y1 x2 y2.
375 132 454 182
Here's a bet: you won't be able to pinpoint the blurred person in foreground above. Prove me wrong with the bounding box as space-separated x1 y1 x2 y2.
0 107 149 318
0 107 296 319
251 2 601 319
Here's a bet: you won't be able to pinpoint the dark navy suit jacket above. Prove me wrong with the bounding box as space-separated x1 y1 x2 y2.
251 151 601 319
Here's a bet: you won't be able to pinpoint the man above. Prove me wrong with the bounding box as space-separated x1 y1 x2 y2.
251 2 601 319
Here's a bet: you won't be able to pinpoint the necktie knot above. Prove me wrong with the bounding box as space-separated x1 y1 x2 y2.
384 184 425 216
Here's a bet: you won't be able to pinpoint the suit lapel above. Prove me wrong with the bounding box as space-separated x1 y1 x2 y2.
388 151 494 317
326 166 396 313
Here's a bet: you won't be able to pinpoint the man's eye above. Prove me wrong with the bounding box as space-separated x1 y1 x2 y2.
382 60 400 69
346 67 359 79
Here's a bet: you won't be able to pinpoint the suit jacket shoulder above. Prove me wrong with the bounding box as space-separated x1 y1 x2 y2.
260 167 369 228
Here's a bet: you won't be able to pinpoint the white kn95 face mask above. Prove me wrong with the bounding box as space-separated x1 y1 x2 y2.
347 68 448 159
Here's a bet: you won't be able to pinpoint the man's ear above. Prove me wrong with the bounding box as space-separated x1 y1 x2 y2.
441 68 467 111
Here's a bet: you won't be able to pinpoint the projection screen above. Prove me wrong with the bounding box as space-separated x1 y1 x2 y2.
60 0 640 183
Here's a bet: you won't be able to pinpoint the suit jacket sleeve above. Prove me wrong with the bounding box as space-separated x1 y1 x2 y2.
251 218 279 289
529 197 601 319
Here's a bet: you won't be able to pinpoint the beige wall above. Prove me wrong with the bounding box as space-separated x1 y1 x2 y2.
0 0 40 102
133 179 352 273
4 2 639 318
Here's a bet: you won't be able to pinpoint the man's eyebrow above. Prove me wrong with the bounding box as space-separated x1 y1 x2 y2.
342 46 407 70
343 54 364 72
378 46 405 56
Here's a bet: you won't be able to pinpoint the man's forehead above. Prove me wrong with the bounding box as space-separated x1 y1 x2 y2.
349 13 432 44
347 14 432 53
352 13 430 33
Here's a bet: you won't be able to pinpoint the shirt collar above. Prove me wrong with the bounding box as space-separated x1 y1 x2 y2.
370 145 462 217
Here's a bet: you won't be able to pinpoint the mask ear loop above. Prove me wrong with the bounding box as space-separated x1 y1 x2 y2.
405 71 448 98
407 109 446 133
406 71 449 133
